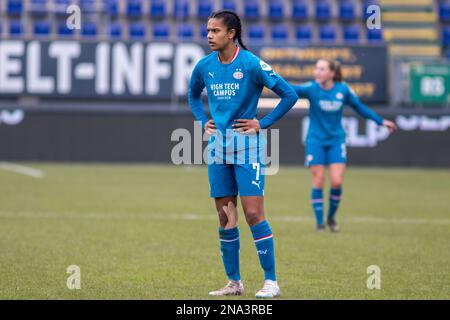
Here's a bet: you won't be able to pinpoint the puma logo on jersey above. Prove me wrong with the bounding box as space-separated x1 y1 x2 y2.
252 180 261 189
208 72 214 78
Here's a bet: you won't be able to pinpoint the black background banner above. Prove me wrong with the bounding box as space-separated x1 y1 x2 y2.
0 110 448 167
0 40 205 99
0 41 387 103
256 45 388 103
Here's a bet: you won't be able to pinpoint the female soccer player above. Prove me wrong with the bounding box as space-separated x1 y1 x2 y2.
188 11 297 298
291 59 397 232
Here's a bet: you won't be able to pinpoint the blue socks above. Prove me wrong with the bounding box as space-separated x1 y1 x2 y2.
250 220 276 281
311 188 324 226
219 221 277 282
311 188 343 225
328 187 342 220
219 227 241 281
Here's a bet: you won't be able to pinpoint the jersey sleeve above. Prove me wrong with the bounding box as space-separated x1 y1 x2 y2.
291 81 313 99
345 83 384 125
252 57 282 89
188 63 209 128
259 77 298 129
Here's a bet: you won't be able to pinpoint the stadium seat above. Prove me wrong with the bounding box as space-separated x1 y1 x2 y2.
150 0 166 19
292 0 308 21
81 22 98 38
367 28 383 42
442 27 450 46
30 0 48 16
105 0 119 17
271 24 288 41
177 24 194 39
58 22 74 36
198 0 213 19
127 0 142 18
7 0 23 16
33 20 51 36
269 1 284 21
248 24 265 40
319 25 336 42
439 1 450 22
316 0 332 22
343 25 360 43
129 23 146 38
362 0 378 20
55 0 71 17
245 1 260 20
79 0 95 13
295 25 312 42
339 0 356 22
200 25 208 38
9 21 23 37
174 0 190 19
222 0 236 11
153 23 170 39
108 23 122 38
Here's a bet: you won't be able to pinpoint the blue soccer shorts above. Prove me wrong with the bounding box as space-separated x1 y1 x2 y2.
206 132 266 198
208 161 265 198
305 141 347 167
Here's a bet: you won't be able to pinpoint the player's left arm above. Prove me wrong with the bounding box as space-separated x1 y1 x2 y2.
346 84 397 133
258 78 298 129
233 60 297 133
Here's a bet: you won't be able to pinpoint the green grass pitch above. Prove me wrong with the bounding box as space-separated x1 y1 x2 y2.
0 163 449 299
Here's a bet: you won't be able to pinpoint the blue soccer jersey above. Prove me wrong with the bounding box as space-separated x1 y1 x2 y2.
189 47 289 133
292 81 384 146
188 46 297 197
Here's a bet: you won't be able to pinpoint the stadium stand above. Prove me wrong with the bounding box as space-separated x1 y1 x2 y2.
9 20 23 37
108 21 122 38
295 24 313 42
30 0 48 16
153 22 170 39
33 19 51 36
343 24 360 42
0 0 446 58
292 0 309 21
150 0 166 20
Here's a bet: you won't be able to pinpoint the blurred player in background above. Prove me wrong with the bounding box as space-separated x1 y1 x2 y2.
291 59 397 232
188 10 297 298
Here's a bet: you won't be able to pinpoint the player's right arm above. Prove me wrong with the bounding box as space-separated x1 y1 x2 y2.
290 81 313 99
188 63 215 132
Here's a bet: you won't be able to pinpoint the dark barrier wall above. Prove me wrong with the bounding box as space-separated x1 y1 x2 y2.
0 109 449 167
0 40 387 103
259 46 387 103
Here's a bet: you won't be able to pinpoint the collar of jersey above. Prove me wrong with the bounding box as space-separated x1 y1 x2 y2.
317 80 337 92
217 46 240 65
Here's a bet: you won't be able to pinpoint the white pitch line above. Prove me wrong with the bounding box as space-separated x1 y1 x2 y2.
0 211 449 225
0 162 45 179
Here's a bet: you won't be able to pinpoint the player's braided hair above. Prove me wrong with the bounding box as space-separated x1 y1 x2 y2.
209 10 248 50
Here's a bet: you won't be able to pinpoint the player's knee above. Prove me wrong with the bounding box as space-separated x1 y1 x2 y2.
330 177 344 188
313 181 324 189
312 175 325 188
331 181 343 188
244 209 263 226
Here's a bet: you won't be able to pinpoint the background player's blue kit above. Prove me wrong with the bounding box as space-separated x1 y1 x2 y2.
292 81 384 166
